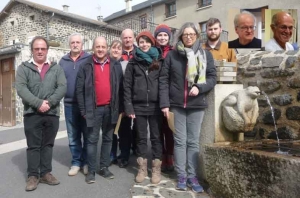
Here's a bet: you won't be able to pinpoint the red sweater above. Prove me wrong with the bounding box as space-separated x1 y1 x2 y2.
93 55 111 106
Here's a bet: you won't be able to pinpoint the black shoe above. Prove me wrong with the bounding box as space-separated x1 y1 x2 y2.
111 158 118 165
85 172 95 184
99 167 114 179
118 160 129 168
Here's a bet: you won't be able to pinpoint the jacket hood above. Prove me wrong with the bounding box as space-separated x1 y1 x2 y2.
23 61 57 70
61 51 91 62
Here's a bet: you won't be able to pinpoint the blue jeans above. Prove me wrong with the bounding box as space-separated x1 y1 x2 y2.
171 107 205 178
65 105 87 167
85 105 114 172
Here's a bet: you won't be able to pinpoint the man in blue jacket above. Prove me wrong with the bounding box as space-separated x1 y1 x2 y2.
59 33 91 176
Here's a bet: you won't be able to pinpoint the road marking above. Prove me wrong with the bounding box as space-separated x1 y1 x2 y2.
0 130 67 155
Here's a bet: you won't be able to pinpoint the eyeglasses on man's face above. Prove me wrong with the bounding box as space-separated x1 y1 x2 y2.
182 33 197 38
33 48 48 52
275 25 295 31
237 26 256 31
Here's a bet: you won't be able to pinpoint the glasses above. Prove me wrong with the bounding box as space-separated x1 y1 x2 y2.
182 33 196 38
33 48 47 52
275 25 295 31
238 26 256 31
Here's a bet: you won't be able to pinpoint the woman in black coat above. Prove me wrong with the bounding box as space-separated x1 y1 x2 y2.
123 31 163 184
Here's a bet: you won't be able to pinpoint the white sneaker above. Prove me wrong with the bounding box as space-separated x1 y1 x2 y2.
68 166 80 176
83 164 88 175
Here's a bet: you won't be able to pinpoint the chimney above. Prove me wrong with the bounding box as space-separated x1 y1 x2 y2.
97 16 103 22
62 5 69 12
125 0 132 12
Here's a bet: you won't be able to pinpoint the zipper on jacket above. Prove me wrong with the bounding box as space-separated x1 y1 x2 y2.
184 64 188 108
146 69 149 106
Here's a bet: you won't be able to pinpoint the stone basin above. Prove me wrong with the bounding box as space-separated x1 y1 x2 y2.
204 140 300 198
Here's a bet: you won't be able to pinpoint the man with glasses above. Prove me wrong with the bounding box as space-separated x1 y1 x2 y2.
265 11 295 51
228 11 261 48
16 36 66 191
203 18 236 62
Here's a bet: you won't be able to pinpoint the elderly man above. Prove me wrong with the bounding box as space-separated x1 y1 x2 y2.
265 11 295 51
59 33 91 176
121 28 136 61
203 18 236 62
76 37 123 184
117 28 137 169
16 36 66 191
228 11 261 48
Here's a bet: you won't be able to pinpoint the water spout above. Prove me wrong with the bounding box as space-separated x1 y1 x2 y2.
261 91 285 154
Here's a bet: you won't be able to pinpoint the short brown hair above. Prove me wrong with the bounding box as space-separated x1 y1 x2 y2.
206 18 221 28
30 36 49 52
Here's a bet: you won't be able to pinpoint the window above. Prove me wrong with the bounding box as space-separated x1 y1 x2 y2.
165 1 176 18
140 15 147 29
198 0 212 8
199 21 207 33
29 15 35 21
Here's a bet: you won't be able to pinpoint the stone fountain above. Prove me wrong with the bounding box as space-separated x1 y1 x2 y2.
199 50 300 198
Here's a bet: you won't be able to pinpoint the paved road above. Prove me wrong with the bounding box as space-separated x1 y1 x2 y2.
0 120 211 198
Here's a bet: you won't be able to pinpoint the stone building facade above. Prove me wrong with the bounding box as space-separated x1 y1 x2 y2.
236 50 300 140
0 0 122 50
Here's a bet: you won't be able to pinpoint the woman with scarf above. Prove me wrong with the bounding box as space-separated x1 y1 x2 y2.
159 22 217 193
154 24 174 172
123 31 163 184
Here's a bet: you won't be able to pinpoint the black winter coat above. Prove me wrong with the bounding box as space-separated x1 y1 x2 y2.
123 50 163 115
76 56 123 127
159 48 217 109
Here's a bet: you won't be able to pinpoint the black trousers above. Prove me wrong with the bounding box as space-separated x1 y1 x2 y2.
135 115 162 159
118 117 136 161
24 114 59 177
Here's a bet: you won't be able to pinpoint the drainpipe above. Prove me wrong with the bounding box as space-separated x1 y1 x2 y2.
46 12 55 40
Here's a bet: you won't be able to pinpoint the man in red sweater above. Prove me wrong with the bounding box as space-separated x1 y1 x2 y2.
76 37 123 184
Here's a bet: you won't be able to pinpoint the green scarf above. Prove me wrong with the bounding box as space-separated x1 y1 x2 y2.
136 47 159 64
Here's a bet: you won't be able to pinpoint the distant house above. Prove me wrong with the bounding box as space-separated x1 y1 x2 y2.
0 0 122 126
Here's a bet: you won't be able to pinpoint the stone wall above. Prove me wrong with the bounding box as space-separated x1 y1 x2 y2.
205 141 300 198
14 45 69 124
236 50 300 141
0 3 120 49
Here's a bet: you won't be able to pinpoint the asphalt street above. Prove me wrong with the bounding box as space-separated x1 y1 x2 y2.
0 120 136 198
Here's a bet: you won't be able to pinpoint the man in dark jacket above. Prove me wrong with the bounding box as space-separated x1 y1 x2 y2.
15 36 66 191
59 33 91 176
76 36 123 184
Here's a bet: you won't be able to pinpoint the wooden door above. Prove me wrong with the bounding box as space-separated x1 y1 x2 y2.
0 58 16 126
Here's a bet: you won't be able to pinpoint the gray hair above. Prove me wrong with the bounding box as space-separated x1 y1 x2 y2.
173 22 200 45
234 11 256 28
68 33 84 44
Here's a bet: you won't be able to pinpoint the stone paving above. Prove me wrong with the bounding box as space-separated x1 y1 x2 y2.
131 171 211 198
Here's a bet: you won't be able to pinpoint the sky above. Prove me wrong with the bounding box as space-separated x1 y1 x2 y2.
0 0 147 20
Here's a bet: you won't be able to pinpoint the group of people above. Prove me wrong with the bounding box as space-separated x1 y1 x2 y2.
228 10 297 51
17 16 258 193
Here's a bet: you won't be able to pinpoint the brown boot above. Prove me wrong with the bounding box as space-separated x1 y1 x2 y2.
151 159 162 184
135 157 148 183
25 176 39 191
40 173 60 185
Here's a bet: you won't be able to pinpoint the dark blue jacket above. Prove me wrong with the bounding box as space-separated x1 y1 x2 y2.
59 51 91 105
76 56 123 127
